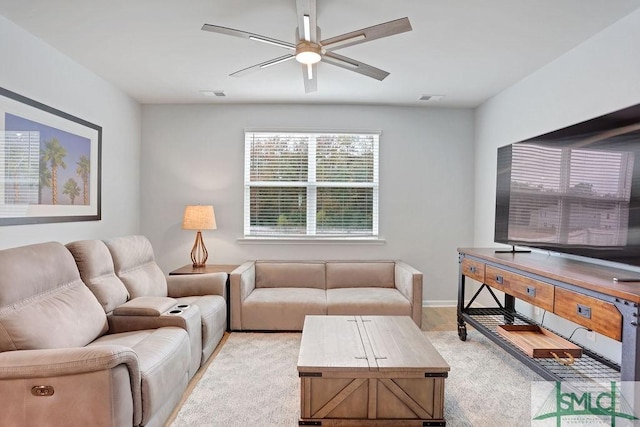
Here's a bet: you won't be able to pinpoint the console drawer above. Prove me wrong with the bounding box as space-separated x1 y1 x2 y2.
485 266 554 311
554 288 622 341
461 258 485 283
484 265 510 294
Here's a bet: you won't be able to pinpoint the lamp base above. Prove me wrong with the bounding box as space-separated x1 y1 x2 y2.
190 231 209 268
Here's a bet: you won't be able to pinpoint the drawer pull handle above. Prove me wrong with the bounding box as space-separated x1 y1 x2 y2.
577 304 591 319
496 275 503 284
469 266 476 274
526 286 536 297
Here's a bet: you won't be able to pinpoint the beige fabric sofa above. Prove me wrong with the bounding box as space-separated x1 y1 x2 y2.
230 260 422 331
0 242 191 427
67 235 227 378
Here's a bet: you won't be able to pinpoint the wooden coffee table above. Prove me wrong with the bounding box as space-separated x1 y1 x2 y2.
297 315 450 426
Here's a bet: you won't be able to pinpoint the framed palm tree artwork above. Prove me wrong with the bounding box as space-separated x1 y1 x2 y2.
0 87 101 225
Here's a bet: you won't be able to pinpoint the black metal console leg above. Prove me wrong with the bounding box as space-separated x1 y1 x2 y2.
615 298 640 382
457 261 467 341
503 294 516 324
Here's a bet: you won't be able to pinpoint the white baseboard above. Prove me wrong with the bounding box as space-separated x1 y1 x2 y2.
422 300 483 308
422 300 457 308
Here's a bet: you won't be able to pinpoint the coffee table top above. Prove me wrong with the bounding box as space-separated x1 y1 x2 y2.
297 315 450 374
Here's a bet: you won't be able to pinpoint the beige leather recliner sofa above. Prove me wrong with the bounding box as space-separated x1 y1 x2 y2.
230 260 422 331
0 241 191 427
66 235 227 378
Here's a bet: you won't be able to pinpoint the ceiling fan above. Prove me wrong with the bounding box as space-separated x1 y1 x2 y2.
201 0 412 93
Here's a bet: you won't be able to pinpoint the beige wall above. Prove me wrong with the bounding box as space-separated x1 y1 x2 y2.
472 9 640 363
140 104 475 305
474 9 640 249
0 15 141 248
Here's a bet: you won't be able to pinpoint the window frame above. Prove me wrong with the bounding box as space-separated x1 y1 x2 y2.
243 130 380 240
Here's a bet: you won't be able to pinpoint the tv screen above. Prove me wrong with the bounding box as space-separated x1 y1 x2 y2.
495 103 640 267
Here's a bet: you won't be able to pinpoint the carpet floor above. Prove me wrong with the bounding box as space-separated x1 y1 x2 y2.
170 329 542 426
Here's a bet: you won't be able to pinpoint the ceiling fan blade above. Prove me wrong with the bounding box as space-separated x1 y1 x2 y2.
201 24 295 50
321 17 411 51
302 63 318 93
230 54 296 77
295 0 317 42
322 51 390 81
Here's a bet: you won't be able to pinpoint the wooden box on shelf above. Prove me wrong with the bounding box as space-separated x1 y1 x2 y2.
497 325 582 359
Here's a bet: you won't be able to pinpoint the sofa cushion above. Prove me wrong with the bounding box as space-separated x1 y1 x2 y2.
0 242 108 351
326 261 395 289
255 262 326 289
326 288 411 317
104 235 168 298
90 327 190 426
66 239 130 313
242 288 326 330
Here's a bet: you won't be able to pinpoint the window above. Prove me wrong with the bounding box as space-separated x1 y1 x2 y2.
244 131 379 238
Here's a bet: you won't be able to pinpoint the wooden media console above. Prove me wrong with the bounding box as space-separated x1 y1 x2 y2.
457 248 640 382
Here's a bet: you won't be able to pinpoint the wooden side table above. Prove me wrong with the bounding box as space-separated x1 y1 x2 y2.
169 264 239 332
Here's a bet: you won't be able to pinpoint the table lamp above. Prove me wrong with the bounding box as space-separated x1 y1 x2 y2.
182 205 217 267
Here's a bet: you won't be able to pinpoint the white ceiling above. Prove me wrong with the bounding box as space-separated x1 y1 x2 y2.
2 0 640 108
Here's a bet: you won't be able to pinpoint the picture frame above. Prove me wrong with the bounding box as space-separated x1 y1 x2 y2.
0 87 101 225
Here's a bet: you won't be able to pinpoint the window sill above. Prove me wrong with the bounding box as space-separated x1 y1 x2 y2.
237 236 386 245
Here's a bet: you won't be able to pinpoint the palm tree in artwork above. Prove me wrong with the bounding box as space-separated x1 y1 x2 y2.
62 178 81 205
38 153 52 204
76 155 90 205
41 138 67 204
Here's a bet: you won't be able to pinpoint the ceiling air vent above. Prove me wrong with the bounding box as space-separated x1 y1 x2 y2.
419 94 444 102
200 90 226 97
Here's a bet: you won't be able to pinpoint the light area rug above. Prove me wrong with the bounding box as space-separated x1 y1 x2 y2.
170 330 542 426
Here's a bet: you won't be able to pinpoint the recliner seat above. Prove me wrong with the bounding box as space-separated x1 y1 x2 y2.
0 241 190 427
103 235 226 366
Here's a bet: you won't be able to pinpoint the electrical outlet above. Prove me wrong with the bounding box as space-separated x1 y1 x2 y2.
586 330 596 342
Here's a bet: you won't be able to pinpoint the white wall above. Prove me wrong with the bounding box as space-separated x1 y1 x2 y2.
0 15 141 248
473 9 640 362
475 9 640 248
141 104 475 304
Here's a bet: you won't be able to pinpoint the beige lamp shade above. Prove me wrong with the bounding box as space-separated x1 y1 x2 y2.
182 205 217 230
182 205 216 267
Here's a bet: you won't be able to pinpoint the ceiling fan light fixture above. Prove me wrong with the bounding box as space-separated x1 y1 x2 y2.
295 41 321 65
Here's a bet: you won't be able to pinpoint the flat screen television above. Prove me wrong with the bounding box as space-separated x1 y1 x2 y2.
495 103 640 268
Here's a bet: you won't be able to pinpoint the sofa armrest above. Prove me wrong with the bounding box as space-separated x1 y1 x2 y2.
394 261 423 328
0 345 142 425
112 296 178 316
166 272 227 298
0 344 139 379
108 298 201 336
109 304 201 333
230 261 256 330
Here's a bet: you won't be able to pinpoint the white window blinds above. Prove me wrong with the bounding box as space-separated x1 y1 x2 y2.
244 131 379 238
